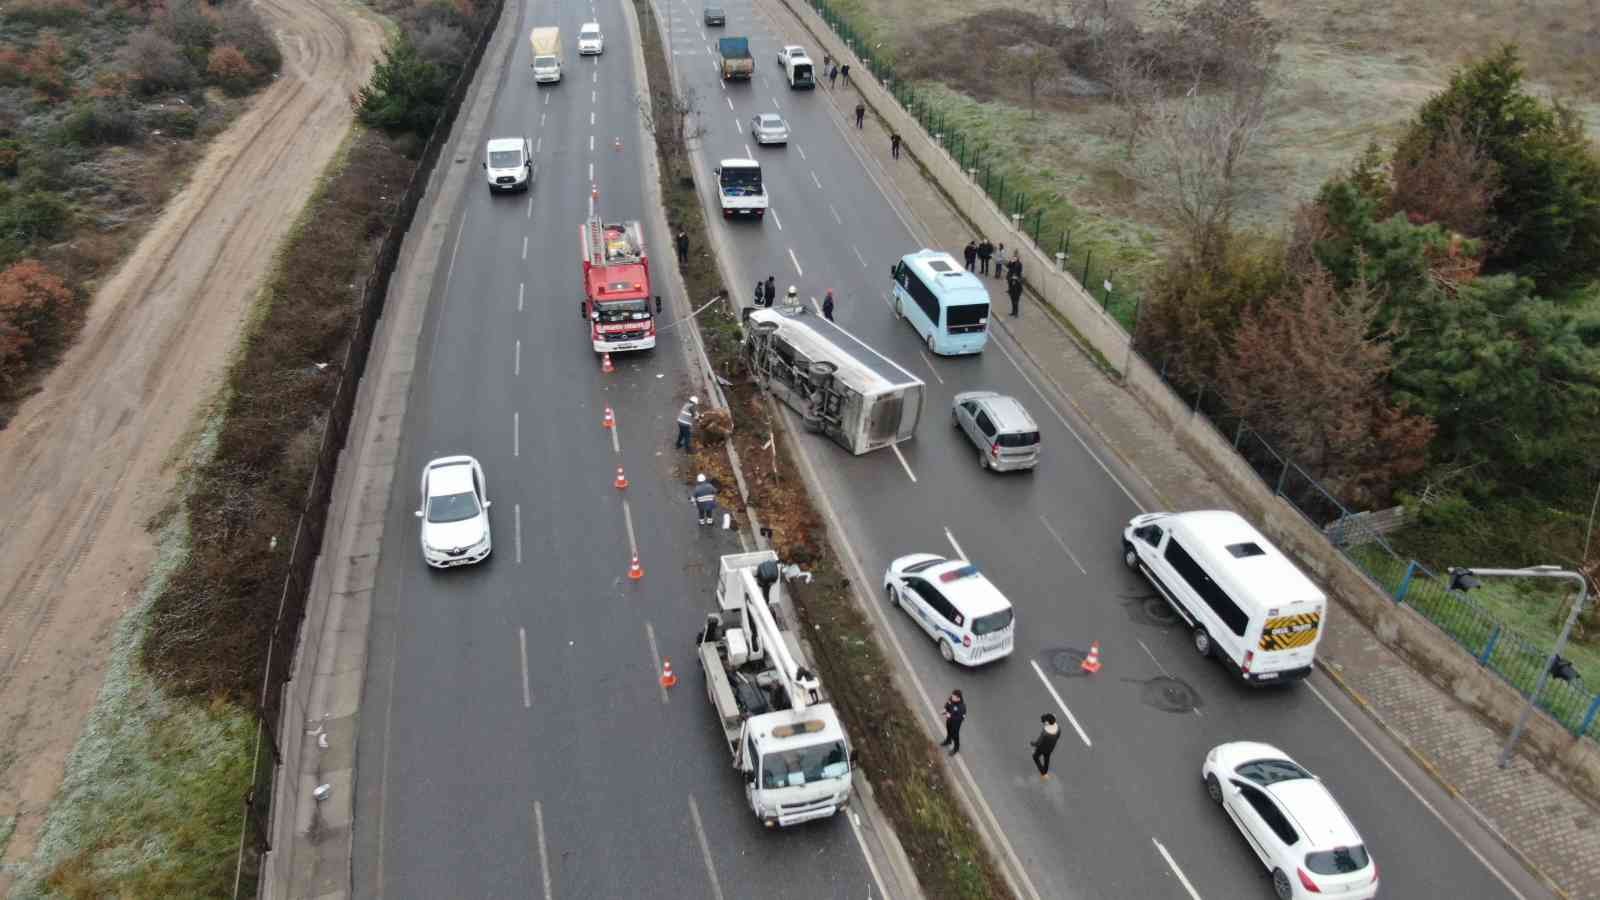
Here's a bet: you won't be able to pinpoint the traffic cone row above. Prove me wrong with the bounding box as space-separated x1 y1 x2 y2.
1081 641 1102 674
614 466 628 489
660 658 677 689
602 407 615 429
628 555 644 580
601 352 614 374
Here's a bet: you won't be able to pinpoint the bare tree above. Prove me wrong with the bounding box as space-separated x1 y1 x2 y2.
1005 43 1055 117
1103 24 1158 157
637 85 708 180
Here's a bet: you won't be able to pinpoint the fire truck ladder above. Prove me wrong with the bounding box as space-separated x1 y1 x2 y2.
586 215 643 267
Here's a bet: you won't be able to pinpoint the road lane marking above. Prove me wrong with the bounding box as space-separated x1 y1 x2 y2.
944 526 967 561
890 443 917 482
846 809 892 900
423 213 467 378
744 143 753 158
1037 513 1087 574
809 296 822 316
852 245 867 268
828 202 841 224
770 208 783 230
1136 639 1199 716
513 412 520 457
788 247 803 276
798 145 807 161
544 93 549 105
591 89 596 101
645 621 669 705
535 801 553 899
622 499 639 556
1152 838 1202 900
526 195 533 218
1306 681 1528 900
589 134 595 151
811 170 822 190
917 350 944 384
590 110 595 125
610 414 621 453
726 96 734 110
522 235 528 259
687 796 725 900
1029 659 1093 748
514 340 521 375
772 96 781 109
733 118 741 136
518 282 524 311
519 627 531 708
540 112 546 126
514 503 522 564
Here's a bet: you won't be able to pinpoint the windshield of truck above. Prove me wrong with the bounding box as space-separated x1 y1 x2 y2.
594 299 649 323
721 167 763 195
945 302 989 333
760 740 848 789
488 150 522 169
534 55 558 68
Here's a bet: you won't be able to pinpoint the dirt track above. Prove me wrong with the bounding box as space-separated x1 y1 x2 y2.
0 0 383 884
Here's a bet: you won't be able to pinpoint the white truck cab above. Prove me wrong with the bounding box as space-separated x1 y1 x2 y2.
714 158 767 219
483 137 533 193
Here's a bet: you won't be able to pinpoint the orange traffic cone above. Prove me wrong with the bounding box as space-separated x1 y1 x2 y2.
591 183 599 201
1081 641 1102 674
602 407 615 428
614 136 623 151
628 555 644 580
660 658 677 688
601 353 614 374
614 466 628 489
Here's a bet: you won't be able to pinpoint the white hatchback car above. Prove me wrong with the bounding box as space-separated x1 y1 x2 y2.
415 455 492 568
883 554 1015 666
577 22 604 55
1202 742 1379 900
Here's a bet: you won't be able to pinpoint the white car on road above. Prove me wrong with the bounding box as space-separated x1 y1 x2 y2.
483 137 533 193
416 455 492 568
750 113 789 145
883 554 1015 666
776 44 808 66
577 22 604 55
1202 742 1379 900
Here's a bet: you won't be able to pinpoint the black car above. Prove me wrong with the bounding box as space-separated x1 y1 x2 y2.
703 5 725 25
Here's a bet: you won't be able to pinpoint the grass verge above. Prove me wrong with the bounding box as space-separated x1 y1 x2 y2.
635 1 1011 895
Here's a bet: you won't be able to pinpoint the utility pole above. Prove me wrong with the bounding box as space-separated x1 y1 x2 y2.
1447 565 1589 768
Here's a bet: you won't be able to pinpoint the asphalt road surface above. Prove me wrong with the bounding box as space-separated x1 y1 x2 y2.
349 0 879 896
665 0 1557 897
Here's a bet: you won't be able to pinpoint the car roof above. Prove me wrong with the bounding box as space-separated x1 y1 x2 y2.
426 458 476 496
580 22 600 30
486 137 525 152
975 394 1034 431
922 561 1012 616
1267 779 1363 848
757 112 783 122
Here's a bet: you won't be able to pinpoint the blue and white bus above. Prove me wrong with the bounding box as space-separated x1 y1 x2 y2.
890 249 991 355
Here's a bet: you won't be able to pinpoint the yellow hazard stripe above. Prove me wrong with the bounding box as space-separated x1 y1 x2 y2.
1259 613 1321 651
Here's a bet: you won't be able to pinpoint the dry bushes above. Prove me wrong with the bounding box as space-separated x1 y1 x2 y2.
0 258 82 385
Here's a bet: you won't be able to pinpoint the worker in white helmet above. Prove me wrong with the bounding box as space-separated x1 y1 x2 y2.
692 473 718 525
785 284 799 309
675 395 700 452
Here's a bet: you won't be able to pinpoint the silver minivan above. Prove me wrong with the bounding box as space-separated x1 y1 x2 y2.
952 391 1040 471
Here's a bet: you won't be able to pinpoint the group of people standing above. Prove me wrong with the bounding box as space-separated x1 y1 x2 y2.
752 274 837 321
940 690 1062 779
964 239 1027 317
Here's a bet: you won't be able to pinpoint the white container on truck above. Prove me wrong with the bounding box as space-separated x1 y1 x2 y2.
529 27 562 83
714 158 766 219
697 552 855 828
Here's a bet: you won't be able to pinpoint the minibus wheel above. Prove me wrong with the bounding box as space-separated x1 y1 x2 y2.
1192 627 1213 658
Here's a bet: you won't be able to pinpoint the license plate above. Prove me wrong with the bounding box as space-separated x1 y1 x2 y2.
1255 672 1279 680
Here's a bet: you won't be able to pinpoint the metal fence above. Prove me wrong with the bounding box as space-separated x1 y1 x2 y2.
234 2 506 895
798 0 1600 744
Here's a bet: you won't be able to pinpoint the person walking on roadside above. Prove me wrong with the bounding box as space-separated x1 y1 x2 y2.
1007 273 1024 317
841 63 850 84
822 289 835 322
854 100 865 128
692 473 718 525
674 395 700 452
829 64 838 88
763 275 777 308
939 690 966 755
890 132 901 159
992 243 1006 280
675 229 689 264
977 238 994 275
1007 249 1023 281
963 240 978 272
1030 713 1061 780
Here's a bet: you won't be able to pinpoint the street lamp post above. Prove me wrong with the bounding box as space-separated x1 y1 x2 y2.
1448 565 1589 767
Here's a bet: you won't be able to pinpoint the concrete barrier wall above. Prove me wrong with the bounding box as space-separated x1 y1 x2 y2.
778 0 1600 806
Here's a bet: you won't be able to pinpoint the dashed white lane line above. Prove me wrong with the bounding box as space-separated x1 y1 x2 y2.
588 161 593 181
534 801 553 899
944 526 967 561
772 96 781 109
519 627 531 708
726 95 734 110
518 282 525 311
852 245 867 268
810 170 822 189
744 143 753 158
514 339 521 376
589 134 595 151
522 235 528 259
1028 659 1093 748
609 415 621 454
687 795 725 899
526 194 533 218
917 350 944 384
828 202 842 224
770 208 783 230
732 118 742 136
590 110 595 125
622 499 640 556
1152 837 1202 900
797 145 807 161
513 411 520 457
788 247 803 276
645 621 669 706
890 443 917 482
514 503 522 564
1037 513 1086 574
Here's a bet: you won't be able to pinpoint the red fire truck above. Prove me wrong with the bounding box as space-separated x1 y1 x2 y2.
580 216 656 353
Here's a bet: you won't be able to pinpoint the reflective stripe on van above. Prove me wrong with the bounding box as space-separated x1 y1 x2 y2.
1258 612 1321 651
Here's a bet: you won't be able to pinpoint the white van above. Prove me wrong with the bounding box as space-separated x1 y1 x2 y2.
1122 510 1325 684
530 27 562 83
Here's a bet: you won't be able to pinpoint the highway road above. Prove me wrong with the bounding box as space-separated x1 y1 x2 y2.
349 0 880 896
666 0 1558 897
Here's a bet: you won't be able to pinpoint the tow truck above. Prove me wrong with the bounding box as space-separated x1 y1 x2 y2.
697 551 856 827
579 214 656 352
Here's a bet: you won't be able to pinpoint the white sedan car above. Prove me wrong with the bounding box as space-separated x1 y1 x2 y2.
750 113 789 145
415 455 492 568
577 22 604 55
1202 742 1379 900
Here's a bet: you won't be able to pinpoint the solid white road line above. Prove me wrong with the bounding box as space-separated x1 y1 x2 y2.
811 170 822 189
423 214 468 378
846 809 892 900
1306 681 1529 900
519 627 531 708
1152 838 1202 900
518 282 525 311
828 202 841 224
645 621 669 705
513 412 520 457
944 526 967 561
534 801 553 900
687 796 725 900
514 503 522 564
788 247 803 276
514 340 521 375
890 443 917 482
1028 659 1092 748
917 350 944 384
1037 513 1087 574
622 499 639 556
